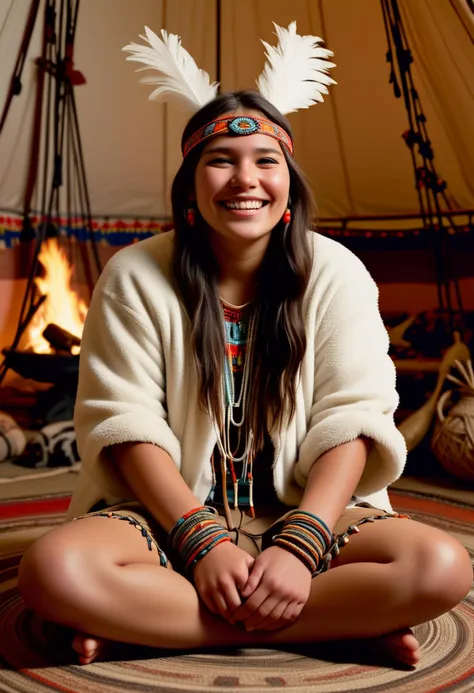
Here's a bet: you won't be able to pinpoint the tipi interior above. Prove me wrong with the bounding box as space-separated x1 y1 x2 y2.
1 0 473 417
0 2 473 691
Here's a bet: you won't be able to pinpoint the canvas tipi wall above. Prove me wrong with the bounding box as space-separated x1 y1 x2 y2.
1 0 473 356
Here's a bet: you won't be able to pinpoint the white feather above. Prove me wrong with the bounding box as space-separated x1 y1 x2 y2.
123 26 218 115
256 21 337 114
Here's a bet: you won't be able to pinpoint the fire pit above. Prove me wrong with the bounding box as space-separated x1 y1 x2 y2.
0 238 87 424
20 238 87 356
5 238 85 388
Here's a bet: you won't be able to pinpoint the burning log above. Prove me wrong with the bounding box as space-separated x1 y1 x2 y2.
20 239 88 355
43 324 81 354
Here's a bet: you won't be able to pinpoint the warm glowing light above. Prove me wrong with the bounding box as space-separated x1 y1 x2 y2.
22 238 88 354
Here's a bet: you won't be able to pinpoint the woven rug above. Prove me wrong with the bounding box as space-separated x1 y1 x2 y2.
0 488 473 693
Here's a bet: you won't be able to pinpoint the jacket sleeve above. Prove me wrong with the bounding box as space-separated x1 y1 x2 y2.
73 279 181 501
294 255 407 497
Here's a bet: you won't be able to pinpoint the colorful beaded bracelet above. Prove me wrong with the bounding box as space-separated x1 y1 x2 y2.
169 506 231 571
272 509 333 577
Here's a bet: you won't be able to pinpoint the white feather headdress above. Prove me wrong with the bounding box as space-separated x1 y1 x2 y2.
122 26 218 115
257 21 337 114
122 22 336 118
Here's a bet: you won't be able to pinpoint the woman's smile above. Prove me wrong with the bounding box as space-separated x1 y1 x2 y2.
219 197 270 216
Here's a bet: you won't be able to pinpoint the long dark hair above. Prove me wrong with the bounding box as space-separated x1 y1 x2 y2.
171 90 315 447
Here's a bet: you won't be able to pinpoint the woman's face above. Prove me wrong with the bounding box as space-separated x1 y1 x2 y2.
194 112 291 246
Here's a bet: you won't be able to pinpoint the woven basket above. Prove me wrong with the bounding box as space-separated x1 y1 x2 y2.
397 331 470 452
431 360 474 482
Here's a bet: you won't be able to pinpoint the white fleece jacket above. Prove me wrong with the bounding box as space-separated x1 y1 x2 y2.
67 230 406 520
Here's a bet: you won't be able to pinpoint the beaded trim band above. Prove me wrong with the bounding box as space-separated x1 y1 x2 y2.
72 511 169 567
272 510 333 576
315 511 411 575
182 115 294 158
275 510 411 578
169 506 231 571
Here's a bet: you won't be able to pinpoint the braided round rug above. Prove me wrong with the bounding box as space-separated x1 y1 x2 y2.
0 489 473 693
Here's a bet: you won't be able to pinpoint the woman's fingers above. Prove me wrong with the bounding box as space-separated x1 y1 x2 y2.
241 561 264 598
223 584 243 616
242 594 283 631
232 585 266 622
211 580 243 621
257 601 301 631
235 556 255 594
200 592 220 615
250 600 289 631
193 543 254 621
213 592 232 619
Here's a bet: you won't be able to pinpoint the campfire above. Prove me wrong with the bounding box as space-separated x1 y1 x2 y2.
21 238 88 355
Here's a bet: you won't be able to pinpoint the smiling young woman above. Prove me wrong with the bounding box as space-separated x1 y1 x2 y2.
171 92 315 453
17 26 472 668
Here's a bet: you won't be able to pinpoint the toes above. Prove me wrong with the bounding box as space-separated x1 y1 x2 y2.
384 629 419 652
397 629 418 644
71 632 112 665
71 635 85 655
72 634 100 657
376 629 421 666
72 634 86 655
396 635 420 660
82 637 100 655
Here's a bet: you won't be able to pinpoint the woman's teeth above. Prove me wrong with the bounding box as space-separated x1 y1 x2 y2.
224 200 265 210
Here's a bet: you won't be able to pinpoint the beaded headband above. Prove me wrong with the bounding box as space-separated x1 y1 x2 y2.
123 22 336 158
182 115 293 158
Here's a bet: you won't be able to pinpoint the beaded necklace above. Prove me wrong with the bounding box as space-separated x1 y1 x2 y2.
210 299 259 522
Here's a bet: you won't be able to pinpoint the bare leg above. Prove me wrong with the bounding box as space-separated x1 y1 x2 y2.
18 516 472 666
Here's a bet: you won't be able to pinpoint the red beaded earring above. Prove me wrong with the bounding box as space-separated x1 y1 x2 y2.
186 206 196 226
283 208 291 224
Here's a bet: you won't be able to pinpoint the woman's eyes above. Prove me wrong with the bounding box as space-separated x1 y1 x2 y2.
209 157 278 166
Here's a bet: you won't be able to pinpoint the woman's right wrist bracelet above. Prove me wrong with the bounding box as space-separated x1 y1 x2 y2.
169 506 231 571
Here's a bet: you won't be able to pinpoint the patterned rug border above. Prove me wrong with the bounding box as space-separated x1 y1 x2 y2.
0 495 71 521
0 487 473 516
388 492 474 522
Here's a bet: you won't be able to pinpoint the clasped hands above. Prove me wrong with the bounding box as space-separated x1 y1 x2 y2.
193 541 312 632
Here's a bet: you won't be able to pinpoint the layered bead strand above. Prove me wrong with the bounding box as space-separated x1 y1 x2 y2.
212 301 259 521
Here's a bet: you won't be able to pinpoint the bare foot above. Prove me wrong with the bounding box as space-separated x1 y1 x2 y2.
72 633 110 665
374 629 421 666
71 628 420 667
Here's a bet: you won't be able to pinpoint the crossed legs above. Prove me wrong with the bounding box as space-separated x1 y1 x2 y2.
18 514 472 666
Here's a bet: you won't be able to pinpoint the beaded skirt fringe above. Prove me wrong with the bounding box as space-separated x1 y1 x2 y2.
315 511 410 575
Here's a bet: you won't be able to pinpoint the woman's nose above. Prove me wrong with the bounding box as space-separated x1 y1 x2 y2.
230 164 257 188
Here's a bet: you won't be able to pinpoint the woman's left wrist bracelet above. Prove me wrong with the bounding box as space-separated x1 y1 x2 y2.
272 509 333 576
169 506 231 571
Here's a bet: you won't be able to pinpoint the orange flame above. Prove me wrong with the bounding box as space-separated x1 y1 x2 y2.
22 239 88 354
